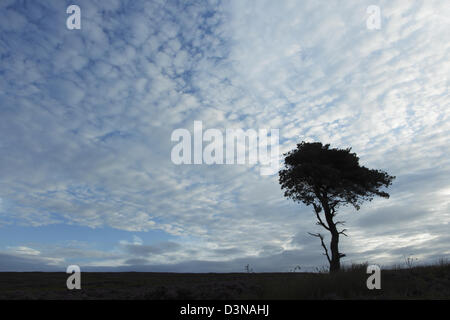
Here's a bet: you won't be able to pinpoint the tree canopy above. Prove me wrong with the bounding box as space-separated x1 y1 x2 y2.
279 141 395 211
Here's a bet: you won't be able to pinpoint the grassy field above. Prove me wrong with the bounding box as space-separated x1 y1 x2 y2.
0 262 449 299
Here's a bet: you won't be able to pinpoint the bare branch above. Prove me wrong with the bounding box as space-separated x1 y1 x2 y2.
308 232 331 263
312 204 329 231
330 199 345 207
338 229 348 237
330 206 336 217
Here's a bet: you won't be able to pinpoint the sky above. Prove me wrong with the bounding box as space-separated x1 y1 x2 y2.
0 0 449 272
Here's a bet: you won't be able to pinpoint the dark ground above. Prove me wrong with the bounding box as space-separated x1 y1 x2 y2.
1 263 449 300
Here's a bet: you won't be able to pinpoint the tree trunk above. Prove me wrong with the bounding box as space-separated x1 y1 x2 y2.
329 229 340 272
323 204 341 273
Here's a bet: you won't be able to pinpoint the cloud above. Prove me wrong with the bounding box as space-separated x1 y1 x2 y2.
8 246 40 256
0 253 60 272
0 0 448 270
124 242 182 256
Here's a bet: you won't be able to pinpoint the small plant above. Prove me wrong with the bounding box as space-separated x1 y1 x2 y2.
290 265 302 272
404 255 418 269
314 265 329 274
437 257 449 267
342 262 368 272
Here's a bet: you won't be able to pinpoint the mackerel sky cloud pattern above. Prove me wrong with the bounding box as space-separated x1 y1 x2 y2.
0 0 449 271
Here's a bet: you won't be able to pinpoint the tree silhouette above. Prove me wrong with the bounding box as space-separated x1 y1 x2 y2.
279 142 395 272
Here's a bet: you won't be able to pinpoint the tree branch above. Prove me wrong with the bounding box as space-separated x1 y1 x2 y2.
329 200 342 216
330 206 336 217
312 204 329 231
308 232 331 263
